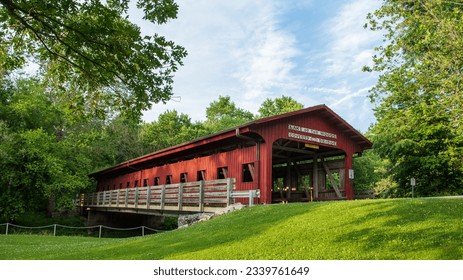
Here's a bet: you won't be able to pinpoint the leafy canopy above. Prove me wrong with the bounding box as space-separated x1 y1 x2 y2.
258 95 304 118
365 0 463 196
0 0 187 120
204 95 254 133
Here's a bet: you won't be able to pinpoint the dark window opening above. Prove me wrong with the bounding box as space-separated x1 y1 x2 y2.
242 163 255 182
180 172 188 183
134 180 139 188
126 182 130 189
143 179 149 187
197 170 206 181
154 177 160 186
119 183 123 189
217 167 228 179
166 175 172 185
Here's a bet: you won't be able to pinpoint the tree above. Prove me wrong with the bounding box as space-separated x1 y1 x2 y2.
204 95 254 133
0 78 96 221
0 0 187 120
87 116 146 170
258 95 304 118
365 0 463 196
142 110 208 152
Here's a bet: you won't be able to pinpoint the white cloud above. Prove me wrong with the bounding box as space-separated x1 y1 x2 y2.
308 0 382 131
322 0 382 77
136 0 382 132
231 8 302 100
139 0 307 122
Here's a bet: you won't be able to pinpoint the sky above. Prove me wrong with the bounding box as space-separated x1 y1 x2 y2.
135 0 384 133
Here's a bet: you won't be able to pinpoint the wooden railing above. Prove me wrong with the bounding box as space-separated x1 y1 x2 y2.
82 178 260 213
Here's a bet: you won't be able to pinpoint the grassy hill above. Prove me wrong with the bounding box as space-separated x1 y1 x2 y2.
1 198 462 260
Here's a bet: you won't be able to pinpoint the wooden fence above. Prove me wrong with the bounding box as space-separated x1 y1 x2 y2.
82 178 260 213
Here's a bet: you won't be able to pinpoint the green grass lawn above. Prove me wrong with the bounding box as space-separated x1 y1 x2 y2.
1 198 462 260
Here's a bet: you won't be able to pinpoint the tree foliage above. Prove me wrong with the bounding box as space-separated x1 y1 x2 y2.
365 0 463 196
142 110 208 152
204 95 254 133
258 95 304 118
0 0 187 120
0 79 94 220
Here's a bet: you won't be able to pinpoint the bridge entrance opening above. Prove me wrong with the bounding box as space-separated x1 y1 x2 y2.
271 138 347 203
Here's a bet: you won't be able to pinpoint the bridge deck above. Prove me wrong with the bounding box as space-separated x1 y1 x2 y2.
81 178 260 215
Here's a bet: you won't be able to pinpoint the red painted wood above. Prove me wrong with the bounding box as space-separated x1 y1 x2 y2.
92 105 372 202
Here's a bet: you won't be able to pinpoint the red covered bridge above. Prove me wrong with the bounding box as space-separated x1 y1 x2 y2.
84 105 371 218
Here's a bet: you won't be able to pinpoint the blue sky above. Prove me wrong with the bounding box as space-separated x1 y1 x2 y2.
136 0 383 132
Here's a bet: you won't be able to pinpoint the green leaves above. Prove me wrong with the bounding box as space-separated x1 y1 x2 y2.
204 95 255 133
0 78 96 220
0 0 187 120
258 96 304 118
142 110 208 152
365 0 463 196
137 0 178 24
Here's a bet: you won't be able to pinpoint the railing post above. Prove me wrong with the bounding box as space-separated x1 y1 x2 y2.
125 188 129 208
5 223 8 235
109 190 112 207
178 183 184 211
161 185 166 210
53 224 57 236
249 191 254 207
97 191 100 206
142 226 145 237
146 186 151 209
99 225 102 238
199 180 205 212
226 178 233 206
116 189 120 207
135 187 139 208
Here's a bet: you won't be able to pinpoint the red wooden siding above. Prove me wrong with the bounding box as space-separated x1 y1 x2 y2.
91 105 372 204
96 145 260 196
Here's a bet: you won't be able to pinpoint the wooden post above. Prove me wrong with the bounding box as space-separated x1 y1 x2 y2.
199 180 205 212
249 191 253 206
108 190 112 207
286 159 292 200
5 223 8 235
178 183 184 211
125 188 129 208
161 185 166 210
116 189 120 207
226 178 233 206
146 186 151 209
135 187 139 208
344 153 354 200
294 165 310 199
53 224 57 236
312 155 318 199
99 225 102 238
142 226 145 237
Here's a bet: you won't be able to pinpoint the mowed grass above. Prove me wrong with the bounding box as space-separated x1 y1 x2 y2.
1 198 462 260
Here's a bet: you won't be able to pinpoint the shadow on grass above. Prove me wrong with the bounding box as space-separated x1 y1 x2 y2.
67 202 324 259
334 198 463 259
